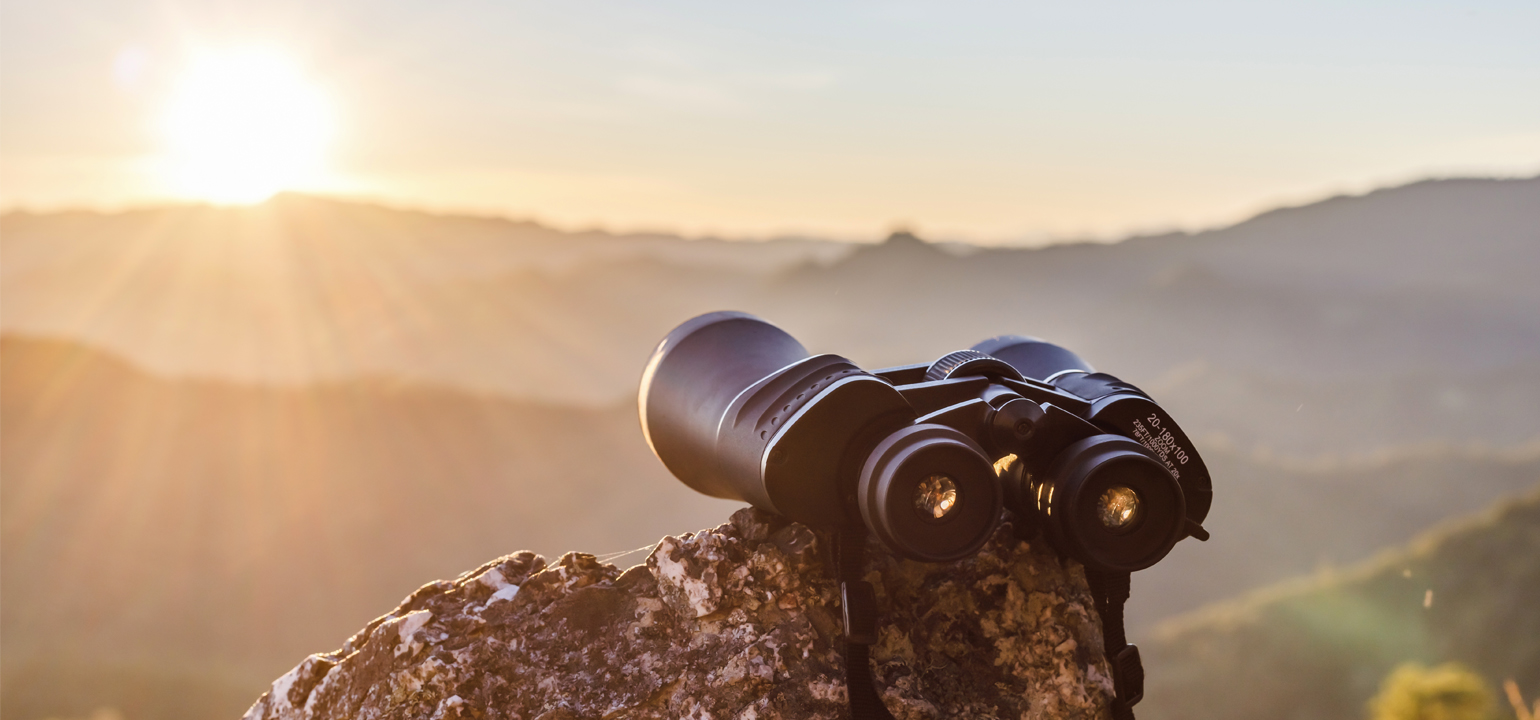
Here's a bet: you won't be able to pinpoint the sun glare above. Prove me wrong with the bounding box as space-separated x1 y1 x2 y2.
162 48 334 204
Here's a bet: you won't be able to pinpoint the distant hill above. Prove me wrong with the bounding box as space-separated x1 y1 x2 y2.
1138 485 1540 720
5 176 1540 718
3 334 1536 720
0 194 847 406
1135 439 1540 629
0 334 738 718
5 178 1538 457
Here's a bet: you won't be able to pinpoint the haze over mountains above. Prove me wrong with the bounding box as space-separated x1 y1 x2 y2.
6 334 1536 720
3 176 1538 719
5 178 1539 456
0 337 732 679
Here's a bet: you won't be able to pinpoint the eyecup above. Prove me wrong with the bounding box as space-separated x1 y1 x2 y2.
857 424 1002 563
1037 435 1186 573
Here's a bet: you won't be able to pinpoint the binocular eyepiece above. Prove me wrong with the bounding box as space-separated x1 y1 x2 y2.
639 312 1211 572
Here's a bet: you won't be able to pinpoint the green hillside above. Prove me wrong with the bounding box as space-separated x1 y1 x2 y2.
1139 485 1540 720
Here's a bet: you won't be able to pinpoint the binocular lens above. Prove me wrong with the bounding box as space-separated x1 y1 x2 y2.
859 424 1002 563
1097 486 1142 532
1034 435 1186 572
915 474 959 519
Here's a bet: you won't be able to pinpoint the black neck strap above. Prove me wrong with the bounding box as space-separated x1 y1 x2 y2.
834 528 897 720
1085 568 1145 720
833 530 1144 720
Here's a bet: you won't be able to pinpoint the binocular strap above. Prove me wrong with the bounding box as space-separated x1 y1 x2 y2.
833 528 898 720
1086 568 1145 720
833 529 1145 720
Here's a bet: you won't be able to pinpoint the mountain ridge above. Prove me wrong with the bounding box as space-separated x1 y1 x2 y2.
1139 484 1540 720
8 174 1533 248
7 175 1537 414
4 331 1538 719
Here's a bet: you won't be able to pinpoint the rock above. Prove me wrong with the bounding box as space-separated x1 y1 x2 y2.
243 508 1115 720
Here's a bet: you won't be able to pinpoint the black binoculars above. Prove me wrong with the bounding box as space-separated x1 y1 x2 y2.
639 311 1211 572
639 311 1211 717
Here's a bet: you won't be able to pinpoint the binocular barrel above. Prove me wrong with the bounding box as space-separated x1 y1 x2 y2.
638 312 810 504
639 312 1210 571
970 335 1096 381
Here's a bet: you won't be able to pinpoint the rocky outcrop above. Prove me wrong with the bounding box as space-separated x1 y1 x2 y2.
243 508 1114 719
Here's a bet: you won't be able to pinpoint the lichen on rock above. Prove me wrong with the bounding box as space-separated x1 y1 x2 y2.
244 508 1114 719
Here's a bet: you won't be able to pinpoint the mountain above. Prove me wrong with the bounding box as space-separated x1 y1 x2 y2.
0 334 738 719
5 176 1540 718
1133 439 1540 629
1138 485 1540 720
0 194 847 404
5 178 1538 457
3 334 1536 720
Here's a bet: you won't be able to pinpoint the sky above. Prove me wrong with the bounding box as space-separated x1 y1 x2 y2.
2 0 1537 243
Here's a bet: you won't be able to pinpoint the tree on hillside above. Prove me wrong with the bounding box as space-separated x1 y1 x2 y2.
1368 663 1495 720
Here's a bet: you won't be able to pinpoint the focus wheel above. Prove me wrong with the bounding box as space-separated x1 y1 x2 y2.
924 349 1024 383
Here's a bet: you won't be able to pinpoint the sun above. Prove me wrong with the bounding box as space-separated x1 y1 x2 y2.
161 48 334 204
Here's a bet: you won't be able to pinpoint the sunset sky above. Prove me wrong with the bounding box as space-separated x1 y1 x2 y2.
2 0 1537 242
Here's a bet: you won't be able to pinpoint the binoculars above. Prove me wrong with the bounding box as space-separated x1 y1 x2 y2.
640 312 1210 571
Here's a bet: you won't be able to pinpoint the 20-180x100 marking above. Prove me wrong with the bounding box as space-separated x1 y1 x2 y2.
1129 413 1187 480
